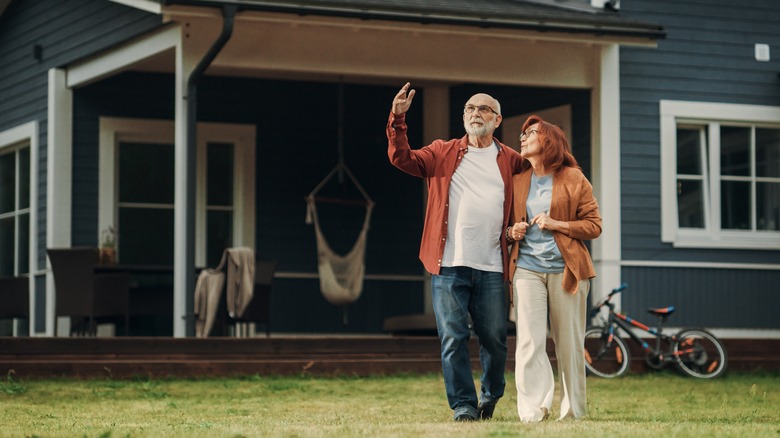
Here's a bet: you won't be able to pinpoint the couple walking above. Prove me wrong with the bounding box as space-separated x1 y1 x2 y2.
386 82 602 422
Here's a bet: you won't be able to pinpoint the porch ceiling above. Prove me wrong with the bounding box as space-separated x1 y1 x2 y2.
122 0 664 85
159 0 665 40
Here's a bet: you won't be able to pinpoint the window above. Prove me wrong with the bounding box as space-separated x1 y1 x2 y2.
0 142 30 276
205 142 234 267
675 126 708 229
661 101 780 249
117 142 175 265
99 119 255 266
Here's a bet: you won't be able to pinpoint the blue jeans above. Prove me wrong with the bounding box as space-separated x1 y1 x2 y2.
431 266 507 416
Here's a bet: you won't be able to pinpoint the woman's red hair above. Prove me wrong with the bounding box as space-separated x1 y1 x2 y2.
520 115 579 172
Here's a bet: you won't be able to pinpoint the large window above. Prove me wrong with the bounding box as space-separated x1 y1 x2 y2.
661 101 780 249
99 119 255 266
0 143 30 276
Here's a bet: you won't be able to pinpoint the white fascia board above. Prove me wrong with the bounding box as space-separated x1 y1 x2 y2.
67 24 180 88
106 0 161 14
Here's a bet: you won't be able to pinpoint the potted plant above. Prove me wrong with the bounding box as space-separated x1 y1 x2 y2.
99 225 117 265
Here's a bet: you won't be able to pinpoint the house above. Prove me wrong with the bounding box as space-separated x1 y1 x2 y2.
0 0 777 338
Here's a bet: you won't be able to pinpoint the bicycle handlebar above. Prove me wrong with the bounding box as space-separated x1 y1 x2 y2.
610 283 628 296
589 283 628 318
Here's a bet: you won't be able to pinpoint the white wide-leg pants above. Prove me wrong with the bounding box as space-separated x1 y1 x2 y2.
513 268 589 422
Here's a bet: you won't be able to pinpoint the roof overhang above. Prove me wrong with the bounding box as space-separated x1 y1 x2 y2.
85 0 666 86
157 0 665 41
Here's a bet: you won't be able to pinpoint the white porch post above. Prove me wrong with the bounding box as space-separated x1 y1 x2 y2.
173 39 196 338
591 44 622 309
46 68 73 336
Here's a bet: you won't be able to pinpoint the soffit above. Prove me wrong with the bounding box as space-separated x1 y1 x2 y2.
159 0 665 40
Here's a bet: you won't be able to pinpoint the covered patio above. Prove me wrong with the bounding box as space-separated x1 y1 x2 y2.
36 0 662 337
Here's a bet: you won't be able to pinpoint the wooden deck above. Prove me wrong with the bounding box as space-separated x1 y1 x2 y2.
1 336 778 379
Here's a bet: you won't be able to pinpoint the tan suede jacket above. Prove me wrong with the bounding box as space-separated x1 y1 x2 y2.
508 166 602 293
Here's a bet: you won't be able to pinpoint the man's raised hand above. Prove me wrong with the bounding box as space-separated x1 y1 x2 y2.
392 82 416 115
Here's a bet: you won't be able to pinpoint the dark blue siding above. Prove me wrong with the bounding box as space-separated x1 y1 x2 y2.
621 267 780 330
620 0 780 264
0 0 160 333
0 0 162 272
618 1 780 332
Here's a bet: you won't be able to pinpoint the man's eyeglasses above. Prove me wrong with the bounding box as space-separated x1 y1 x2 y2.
464 104 498 116
520 129 538 140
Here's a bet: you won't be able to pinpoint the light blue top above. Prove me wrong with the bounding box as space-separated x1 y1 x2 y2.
517 173 564 273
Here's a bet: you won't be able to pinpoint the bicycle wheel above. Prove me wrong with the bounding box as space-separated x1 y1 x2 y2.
673 328 728 379
584 326 630 378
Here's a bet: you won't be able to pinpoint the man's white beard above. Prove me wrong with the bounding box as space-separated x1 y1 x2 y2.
464 117 492 137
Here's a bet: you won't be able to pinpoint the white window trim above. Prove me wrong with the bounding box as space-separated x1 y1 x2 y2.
660 100 780 250
195 122 256 264
0 121 39 334
98 117 255 267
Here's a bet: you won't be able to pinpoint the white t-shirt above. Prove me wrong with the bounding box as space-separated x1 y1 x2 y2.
441 143 504 273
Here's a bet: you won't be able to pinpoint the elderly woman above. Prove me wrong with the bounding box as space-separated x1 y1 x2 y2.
506 115 602 422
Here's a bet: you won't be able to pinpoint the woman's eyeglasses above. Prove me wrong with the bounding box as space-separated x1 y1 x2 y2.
520 129 538 140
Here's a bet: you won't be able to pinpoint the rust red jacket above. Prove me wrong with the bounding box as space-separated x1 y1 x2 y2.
387 112 523 280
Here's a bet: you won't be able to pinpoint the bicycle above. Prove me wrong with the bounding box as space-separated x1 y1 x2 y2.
584 283 727 379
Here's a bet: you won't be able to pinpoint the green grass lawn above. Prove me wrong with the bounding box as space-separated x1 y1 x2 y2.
1 371 778 437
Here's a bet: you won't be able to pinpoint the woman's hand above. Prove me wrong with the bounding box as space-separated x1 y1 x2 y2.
531 212 569 234
508 221 529 241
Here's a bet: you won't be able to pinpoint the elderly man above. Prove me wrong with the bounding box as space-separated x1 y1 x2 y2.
386 82 523 421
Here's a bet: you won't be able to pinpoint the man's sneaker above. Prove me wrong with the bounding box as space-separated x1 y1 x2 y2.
477 403 496 420
454 412 477 422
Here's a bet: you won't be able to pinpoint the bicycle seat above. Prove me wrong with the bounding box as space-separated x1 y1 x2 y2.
648 306 675 317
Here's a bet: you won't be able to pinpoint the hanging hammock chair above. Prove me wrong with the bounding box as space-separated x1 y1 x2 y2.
305 162 374 307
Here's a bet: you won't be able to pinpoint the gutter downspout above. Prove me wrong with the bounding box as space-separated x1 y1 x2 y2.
183 4 237 336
